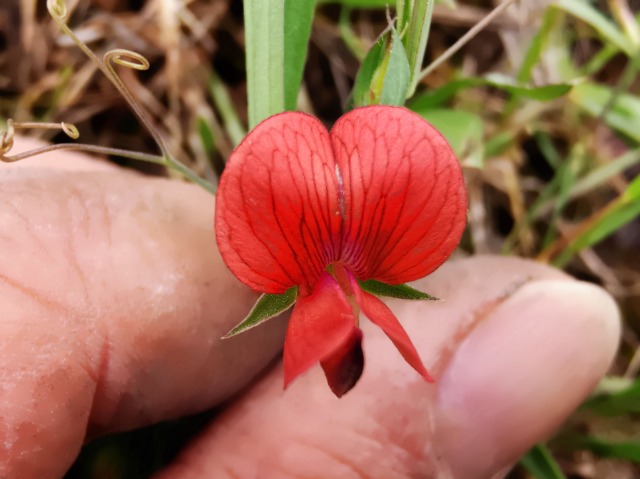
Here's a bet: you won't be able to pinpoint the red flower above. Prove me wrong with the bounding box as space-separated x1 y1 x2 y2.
216 106 467 397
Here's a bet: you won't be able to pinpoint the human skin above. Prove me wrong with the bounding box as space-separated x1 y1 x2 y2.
0 137 621 479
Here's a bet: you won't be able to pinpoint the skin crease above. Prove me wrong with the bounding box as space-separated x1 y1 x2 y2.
0 137 621 479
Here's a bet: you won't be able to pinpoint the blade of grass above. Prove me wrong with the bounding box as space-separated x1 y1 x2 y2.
339 7 368 61
409 75 572 110
570 81 640 143
572 436 640 462
554 0 634 57
284 0 316 110
546 174 640 267
400 0 435 97
520 443 567 479
584 377 640 416
208 70 246 147
534 148 640 219
517 8 559 84
244 0 285 128
541 146 583 249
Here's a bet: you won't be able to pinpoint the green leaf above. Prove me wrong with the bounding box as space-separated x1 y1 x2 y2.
554 0 635 57
359 280 438 300
553 174 640 267
520 444 567 479
351 24 411 107
484 73 574 100
398 0 436 97
319 0 394 6
379 26 411 105
413 108 484 168
409 75 573 110
584 377 640 416
223 287 297 338
573 436 640 462
570 82 640 143
244 0 285 129
284 0 316 110
197 117 216 157
351 37 385 107
208 71 245 147
517 8 560 84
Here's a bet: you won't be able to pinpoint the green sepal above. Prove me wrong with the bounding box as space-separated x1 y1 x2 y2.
358 279 438 301
350 23 410 107
378 26 411 106
223 287 298 338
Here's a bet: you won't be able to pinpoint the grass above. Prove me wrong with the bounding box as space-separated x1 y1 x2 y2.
1 0 639 477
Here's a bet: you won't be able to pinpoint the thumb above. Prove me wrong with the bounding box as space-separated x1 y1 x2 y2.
156 256 620 479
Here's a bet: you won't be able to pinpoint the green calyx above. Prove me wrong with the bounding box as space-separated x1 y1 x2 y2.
358 279 438 301
223 287 298 338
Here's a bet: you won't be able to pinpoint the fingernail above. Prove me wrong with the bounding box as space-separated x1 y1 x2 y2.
435 280 620 478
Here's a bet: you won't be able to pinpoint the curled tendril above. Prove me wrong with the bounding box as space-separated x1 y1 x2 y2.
47 0 67 21
43 0 171 157
105 49 150 71
0 122 15 156
0 120 80 162
18 0 215 192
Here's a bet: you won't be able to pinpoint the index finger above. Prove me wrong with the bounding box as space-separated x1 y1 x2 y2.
0 137 287 478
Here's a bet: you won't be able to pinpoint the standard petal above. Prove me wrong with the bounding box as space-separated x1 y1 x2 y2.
351 275 433 382
330 106 467 284
216 112 342 294
283 272 362 392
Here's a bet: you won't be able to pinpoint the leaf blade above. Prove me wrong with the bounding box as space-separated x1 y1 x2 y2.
244 0 285 128
359 279 438 300
223 287 298 338
284 0 316 110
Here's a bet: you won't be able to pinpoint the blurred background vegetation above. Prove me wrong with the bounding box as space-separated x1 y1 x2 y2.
1 0 640 477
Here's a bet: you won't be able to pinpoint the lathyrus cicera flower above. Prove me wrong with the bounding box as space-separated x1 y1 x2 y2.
216 106 467 397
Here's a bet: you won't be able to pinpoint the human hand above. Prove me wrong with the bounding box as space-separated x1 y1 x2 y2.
1 137 620 478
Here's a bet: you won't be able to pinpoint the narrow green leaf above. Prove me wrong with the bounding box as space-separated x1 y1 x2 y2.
484 131 516 157
413 108 484 168
553 174 640 267
409 75 573 110
584 377 640 416
197 117 216 157
379 27 411 105
284 0 316 110
396 0 408 30
554 0 634 57
223 287 298 338
570 82 640 143
573 436 640 462
319 0 394 6
359 280 438 300
517 8 559 84
244 0 285 129
208 70 246 147
351 37 385 107
401 0 435 97
520 444 567 479
484 73 574 100
339 7 368 61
